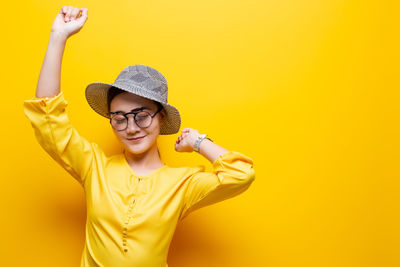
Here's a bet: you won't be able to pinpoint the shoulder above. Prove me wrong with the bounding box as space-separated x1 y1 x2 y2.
166 164 205 175
158 164 206 183
163 165 209 187
105 153 125 167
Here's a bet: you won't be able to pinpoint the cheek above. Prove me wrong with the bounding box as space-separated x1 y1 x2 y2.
148 118 162 133
147 127 160 137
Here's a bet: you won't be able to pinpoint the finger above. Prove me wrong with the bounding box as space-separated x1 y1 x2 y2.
70 7 80 20
64 6 70 21
60 6 67 15
66 6 74 21
80 8 88 19
61 6 68 21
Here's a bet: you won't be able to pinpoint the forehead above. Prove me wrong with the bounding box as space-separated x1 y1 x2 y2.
110 92 156 112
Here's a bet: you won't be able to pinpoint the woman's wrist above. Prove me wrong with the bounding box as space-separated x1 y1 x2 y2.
197 138 228 163
50 31 68 44
193 134 207 153
196 138 211 153
192 133 213 153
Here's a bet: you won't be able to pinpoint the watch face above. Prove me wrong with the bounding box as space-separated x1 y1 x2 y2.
194 135 206 152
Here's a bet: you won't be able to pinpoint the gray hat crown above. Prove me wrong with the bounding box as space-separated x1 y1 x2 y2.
113 65 168 103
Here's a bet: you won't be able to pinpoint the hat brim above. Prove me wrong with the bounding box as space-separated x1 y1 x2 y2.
85 82 181 135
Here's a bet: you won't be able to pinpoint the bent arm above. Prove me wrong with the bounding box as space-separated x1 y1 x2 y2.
179 150 256 221
197 138 229 163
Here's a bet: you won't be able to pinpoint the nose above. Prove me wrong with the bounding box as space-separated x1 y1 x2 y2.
126 116 141 133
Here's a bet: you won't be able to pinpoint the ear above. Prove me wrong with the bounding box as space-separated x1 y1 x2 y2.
160 109 167 120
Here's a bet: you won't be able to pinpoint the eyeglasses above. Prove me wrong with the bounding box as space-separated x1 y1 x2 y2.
107 106 163 131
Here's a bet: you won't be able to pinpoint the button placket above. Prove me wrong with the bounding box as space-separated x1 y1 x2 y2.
122 197 136 252
121 175 143 253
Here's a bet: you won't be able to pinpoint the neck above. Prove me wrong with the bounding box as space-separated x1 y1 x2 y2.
124 143 164 169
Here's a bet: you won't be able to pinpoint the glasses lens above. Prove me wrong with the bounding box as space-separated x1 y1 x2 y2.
111 114 127 130
135 111 152 128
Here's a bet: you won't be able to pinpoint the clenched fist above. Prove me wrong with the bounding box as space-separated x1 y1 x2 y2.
175 128 202 153
51 6 88 39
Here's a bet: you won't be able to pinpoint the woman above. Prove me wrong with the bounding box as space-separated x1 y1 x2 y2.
23 6 256 267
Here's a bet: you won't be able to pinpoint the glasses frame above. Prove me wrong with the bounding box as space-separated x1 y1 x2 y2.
107 106 163 131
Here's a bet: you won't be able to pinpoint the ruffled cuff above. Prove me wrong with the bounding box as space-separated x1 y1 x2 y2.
212 150 255 184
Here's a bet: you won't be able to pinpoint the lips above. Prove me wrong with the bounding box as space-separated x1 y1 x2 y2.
127 136 146 141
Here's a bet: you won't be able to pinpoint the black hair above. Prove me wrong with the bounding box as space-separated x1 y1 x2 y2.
107 86 164 115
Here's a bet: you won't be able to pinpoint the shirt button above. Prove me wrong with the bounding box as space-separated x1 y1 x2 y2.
124 249 128 252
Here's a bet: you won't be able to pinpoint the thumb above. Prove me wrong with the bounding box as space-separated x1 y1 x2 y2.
76 8 88 24
174 142 180 152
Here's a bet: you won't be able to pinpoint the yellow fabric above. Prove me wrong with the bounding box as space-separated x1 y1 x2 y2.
23 91 256 267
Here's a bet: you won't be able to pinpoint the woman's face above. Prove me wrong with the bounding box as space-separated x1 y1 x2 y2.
109 92 165 155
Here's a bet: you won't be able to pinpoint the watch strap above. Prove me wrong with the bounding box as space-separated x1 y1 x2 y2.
194 134 207 153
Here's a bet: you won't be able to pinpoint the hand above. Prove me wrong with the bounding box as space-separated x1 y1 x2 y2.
51 6 88 40
175 128 202 153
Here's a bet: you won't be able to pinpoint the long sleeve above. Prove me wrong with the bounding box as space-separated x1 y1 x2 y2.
179 150 256 220
23 91 102 188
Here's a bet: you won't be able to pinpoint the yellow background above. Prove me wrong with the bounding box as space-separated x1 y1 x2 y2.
1 0 399 266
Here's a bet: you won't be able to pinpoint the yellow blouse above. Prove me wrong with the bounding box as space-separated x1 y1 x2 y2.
23 91 256 267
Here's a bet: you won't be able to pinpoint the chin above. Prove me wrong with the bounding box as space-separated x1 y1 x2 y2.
124 145 148 155
123 140 152 153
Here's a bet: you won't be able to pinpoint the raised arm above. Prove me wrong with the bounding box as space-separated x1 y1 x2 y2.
23 6 99 188
36 6 88 98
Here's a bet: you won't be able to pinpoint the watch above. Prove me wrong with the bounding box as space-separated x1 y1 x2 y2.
194 134 213 153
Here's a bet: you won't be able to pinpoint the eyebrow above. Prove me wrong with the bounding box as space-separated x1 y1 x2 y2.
111 106 151 114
